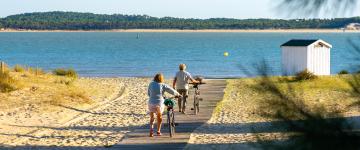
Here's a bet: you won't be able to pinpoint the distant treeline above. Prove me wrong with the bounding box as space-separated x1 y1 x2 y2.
0 11 359 30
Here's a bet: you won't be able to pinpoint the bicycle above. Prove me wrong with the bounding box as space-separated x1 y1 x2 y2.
164 96 179 138
190 77 205 115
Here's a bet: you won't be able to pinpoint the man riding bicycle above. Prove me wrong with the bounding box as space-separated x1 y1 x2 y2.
173 64 199 114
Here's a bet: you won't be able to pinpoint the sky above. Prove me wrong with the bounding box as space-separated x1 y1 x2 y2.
1 0 360 19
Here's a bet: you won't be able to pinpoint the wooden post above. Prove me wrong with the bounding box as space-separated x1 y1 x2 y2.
0 61 5 74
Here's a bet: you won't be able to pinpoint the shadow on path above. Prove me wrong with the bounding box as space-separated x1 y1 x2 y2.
1 115 360 149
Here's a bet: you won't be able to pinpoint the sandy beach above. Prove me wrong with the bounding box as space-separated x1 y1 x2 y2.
1 28 360 33
0 71 153 148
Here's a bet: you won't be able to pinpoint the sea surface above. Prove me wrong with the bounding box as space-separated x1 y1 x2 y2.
0 32 359 78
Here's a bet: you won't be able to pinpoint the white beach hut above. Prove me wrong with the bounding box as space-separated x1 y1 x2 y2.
281 39 332 76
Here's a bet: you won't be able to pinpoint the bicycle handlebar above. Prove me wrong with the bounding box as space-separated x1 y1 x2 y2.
164 95 182 99
189 82 206 85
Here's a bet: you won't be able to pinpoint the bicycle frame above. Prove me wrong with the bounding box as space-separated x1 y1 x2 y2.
164 97 177 138
191 83 204 115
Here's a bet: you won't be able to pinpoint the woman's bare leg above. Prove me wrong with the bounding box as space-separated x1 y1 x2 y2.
149 112 155 136
156 106 163 133
150 112 155 128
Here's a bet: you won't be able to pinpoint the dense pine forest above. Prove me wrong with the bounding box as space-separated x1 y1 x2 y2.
0 11 359 30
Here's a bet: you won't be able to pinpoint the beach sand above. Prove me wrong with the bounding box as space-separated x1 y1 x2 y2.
0 74 153 148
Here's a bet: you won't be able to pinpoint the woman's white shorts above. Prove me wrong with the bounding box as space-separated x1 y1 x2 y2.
148 103 165 114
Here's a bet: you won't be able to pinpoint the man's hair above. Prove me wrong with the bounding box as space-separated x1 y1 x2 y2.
179 64 186 70
154 73 164 83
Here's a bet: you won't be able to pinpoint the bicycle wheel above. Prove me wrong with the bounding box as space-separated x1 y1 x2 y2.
168 110 175 137
194 95 198 115
196 99 200 114
170 110 176 137
167 110 173 137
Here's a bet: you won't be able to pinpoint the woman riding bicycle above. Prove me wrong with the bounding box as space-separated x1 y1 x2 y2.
148 73 180 137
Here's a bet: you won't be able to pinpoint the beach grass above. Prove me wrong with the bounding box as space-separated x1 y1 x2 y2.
53 68 78 78
13 65 25 72
190 75 360 150
0 67 91 110
0 71 20 92
211 75 358 123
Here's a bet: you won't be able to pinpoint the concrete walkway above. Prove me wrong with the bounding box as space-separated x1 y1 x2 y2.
114 79 227 149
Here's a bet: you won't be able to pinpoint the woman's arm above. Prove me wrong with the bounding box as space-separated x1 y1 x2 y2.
163 84 180 96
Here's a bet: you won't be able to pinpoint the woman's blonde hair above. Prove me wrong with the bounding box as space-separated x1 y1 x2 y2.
179 64 186 70
154 73 164 83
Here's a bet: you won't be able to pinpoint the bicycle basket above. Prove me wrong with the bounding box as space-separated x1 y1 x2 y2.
164 98 176 107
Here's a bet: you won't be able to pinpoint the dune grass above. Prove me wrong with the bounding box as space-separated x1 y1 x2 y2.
53 68 78 78
0 67 92 111
13 65 25 72
212 75 358 123
294 69 317 81
0 71 20 92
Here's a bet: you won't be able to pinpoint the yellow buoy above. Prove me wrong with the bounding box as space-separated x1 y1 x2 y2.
223 52 229 57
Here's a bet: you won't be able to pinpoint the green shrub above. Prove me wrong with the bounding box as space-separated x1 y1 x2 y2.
13 65 25 72
53 68 78 78
0 71 18 92
295 69 317 81
338 70 349 75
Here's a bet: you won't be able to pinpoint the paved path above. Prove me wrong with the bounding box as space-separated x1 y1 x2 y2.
114 79 227 149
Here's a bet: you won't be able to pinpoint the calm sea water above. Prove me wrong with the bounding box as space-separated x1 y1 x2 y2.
0 32 359 78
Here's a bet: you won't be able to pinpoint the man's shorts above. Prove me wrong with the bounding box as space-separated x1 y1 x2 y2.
177 89 188 97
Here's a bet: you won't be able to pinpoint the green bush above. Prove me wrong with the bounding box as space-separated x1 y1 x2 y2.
0 71 18 92
338 70 349 75
53 68 78 78
295 69 317 81
13 65 25 72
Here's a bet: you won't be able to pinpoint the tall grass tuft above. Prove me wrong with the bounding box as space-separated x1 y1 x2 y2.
13 65 25 72
27 67 45 75
53 68 78 78
295 69 317 81
34 67 45 75
0 71 18 92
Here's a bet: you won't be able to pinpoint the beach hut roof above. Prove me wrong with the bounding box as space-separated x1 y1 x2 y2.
281 39 332 48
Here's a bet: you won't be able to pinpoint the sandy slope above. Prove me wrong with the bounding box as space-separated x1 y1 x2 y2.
0 77 154 148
